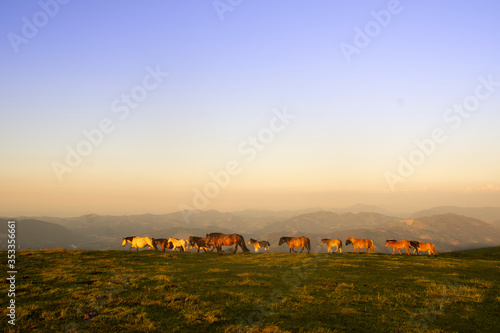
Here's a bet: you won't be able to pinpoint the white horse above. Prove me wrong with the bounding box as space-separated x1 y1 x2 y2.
168 237 188 252
122 236 157 251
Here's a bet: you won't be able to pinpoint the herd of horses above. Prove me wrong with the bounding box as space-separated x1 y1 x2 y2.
122 234 437 256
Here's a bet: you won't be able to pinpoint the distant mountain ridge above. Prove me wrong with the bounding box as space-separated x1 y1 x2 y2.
411 206 500 223
3 206 499 252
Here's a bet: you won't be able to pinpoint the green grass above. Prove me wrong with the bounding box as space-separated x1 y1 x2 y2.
1 248 499 332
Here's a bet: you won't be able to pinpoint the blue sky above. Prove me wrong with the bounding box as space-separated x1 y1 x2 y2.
1 0 499 216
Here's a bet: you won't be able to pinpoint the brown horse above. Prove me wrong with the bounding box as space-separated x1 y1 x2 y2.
385 239 410 255
247 238 271 253
154 238 170 251
188 236 213 253
205 233 250 254
345 237 375 253
320 239 342 253
278 236 311 253
410 241 437 257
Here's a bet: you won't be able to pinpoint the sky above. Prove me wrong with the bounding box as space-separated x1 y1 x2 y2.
1 0 499 217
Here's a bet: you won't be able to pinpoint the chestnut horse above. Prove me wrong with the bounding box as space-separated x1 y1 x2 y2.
278 236 311 253
205 233 250 254
320 239 342 253
385 239 410 255
410 241 437 257
345 237 375 253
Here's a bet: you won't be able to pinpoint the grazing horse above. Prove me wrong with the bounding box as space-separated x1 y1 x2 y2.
278 236 311 253
122 236 157 251
385 239 410 255
168 237 187 252
188 236 213 253
205 233 250 254
345 237 375 253
320 239 342 253
410 241 437 257
247 238 271 253
154 238 171 251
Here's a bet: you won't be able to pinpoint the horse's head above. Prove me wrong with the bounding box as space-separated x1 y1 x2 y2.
385 240 391 247
278 237 286 246
320 239 327 246
345 239 352 246
122 238 127 247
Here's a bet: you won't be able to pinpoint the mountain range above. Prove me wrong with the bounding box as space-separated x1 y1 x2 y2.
2 205 499 253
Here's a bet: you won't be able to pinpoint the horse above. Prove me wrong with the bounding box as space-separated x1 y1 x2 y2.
168 237 187 252
247 238 270 253
385 239 410 255
122 236 157 251
154 238 171 251
188 236 213 253
345 237 375 253
205 233 250 254
278 236 310 253
320 239 342 253
409 240 437 257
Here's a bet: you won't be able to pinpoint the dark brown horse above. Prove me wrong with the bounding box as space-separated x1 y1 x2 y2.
154 238 170 251
278 236 311 253
188 236 213 253
205 233 250 254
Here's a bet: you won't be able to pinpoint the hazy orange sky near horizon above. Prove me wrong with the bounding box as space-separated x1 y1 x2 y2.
1 1 499 217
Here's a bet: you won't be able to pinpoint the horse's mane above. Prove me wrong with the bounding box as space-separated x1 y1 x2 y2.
124 236 135 241
386 239 397 242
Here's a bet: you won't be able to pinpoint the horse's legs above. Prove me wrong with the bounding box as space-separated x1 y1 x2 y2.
397 248 402 255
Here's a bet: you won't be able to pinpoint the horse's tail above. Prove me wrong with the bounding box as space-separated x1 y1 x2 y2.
240 237 250 253
306 238 311 253
267 241 270 247
431 244 437 257
338 240 342 249
371 241 375 253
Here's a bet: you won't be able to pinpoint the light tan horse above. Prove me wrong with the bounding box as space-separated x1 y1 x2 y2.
385 239 410 255
122 236 157 251
345 237 375 253
320 239 342 253
168 237 188 252
410 241 437 257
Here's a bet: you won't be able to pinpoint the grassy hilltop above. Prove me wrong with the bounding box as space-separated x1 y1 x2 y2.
1 248 499 332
